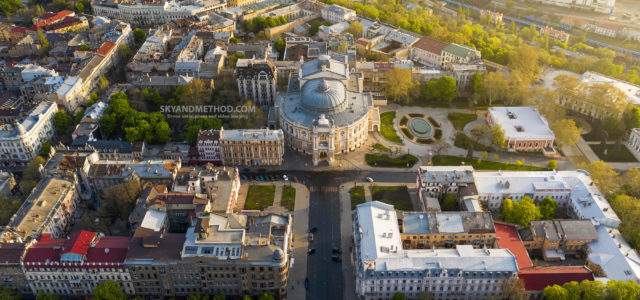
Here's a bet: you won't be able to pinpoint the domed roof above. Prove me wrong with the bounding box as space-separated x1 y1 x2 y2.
301 78 346 112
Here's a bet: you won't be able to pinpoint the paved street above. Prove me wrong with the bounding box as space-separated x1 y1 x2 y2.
241 171 416 300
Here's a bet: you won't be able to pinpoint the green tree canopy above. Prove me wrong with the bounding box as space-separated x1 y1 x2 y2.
384 68 415 104
539 196 558 219
551 119 581 146
93 281 126 300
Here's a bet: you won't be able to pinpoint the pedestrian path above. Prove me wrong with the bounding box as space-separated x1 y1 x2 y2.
273 184 283 207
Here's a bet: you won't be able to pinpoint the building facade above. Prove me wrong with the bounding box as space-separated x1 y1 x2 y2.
0 101 57 168
276 55 380 166
234 59 277 106
354 201 518 300
531 0 615 14
218 128 284 166
320 4 356 24
92 0 227 27
486 107 555 153
628 128 640 161
23 231 133 296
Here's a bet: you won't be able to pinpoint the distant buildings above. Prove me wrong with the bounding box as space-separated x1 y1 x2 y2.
540 26 570 43
234 58 277 106
276 55 380 166
354 201 518 300
321 4 356 24
198 128 284 166
92 0 227 27
530 0 615 14
0 101 57 168
486 107 556 154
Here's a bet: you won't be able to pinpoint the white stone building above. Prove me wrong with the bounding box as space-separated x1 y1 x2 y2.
92 0 226 27
0 101 57 168
627 128 640 161
353 201 518 300
234 58 277 106
320 4 356 24
276 55 380 166
486 107 555 153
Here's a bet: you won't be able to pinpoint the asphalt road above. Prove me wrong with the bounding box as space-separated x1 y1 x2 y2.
244 170 415 300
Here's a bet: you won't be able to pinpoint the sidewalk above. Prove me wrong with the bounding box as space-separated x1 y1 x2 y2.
283 182 310 300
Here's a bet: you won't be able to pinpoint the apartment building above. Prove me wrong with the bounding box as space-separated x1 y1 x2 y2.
172 166 241 213
87 159 180 191
198 128 284 166
0 174 79 243
410 36 448 67
486 107 556 153
353 201 518 300
321 4 356 24
0 242 32 294
23 231 133 296
531 0 615 14
234 58 277 106
0 101 56 168
519 219 597 261
125 210 292 297
400 211 496 249
92 0 227 27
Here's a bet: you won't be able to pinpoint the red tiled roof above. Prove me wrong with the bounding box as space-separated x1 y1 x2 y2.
519 266 594 291
63 230 96 255
33 10 74 29
23 232 130 268
413 36 447 54
96 41 116 56
494 223 533 269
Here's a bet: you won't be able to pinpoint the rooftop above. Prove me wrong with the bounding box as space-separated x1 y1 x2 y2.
494 222 533 270
401 211 494 235
487 107 555 140
355 202 517 273
519 266 594 291
581 71 640 105
588 225 640 282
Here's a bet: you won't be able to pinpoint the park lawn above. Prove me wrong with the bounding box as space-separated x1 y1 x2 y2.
432 155 549 171
350 186 366 210
380 111 403 144
365 153 418 168
590 144 638 162
244 185 276 210
372 143 391 153
448 112 477 130
281 185 296 211
370 185 413 211
454 133 492 152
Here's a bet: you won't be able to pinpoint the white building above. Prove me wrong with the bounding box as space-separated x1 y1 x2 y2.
353 201 518 300
486 107 555 153
627 128 640 161
92 0 226 27
320 4 356 24
0 101 57 167
531 0 615 14
581 71 640 106
276 55 380 166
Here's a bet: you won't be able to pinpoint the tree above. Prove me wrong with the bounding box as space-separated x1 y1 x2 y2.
543 285 568 300
0 0 22 17
274 37 285 56
54 110 73 137
606 280 640 300
580 161 621 196
441 193 457 211
562 281 582 300
19 156 45 195
503 197 540 227
37 30 49 54
579 279 605 300
490 125 506 148
0 195 22 227
187 294 209 300
502 277 526 300
548 159 558 170
0 286 20 300
345 21 364 38
98 75 109 93
40 141 52 157
622 168 640 198
93 281 126 300
551 119 581 146
257 293 275 300
420 76 458 105
385 68 415 104
539 196 558 219
508 44 541 85
610 195 640 250
391 293 407 300
36 293 60 300
132 28 147 45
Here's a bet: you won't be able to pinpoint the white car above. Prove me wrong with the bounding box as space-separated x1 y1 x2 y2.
365 177 374 183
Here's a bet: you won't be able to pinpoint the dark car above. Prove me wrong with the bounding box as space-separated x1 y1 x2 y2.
331 255 342 262
309 227 318 233
304 278 309 290
332 247 341 254
308 248 316 255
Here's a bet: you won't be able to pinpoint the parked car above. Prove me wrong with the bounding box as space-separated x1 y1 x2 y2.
308 233 314 242
366 177 374 183
309 227 318 234
332 247 341 254
308 248 316 255
331 255 341 262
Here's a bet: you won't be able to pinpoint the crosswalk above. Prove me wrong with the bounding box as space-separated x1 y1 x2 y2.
308 186 339 192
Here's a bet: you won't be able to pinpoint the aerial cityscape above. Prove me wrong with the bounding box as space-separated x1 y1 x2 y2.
0 0 640 299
